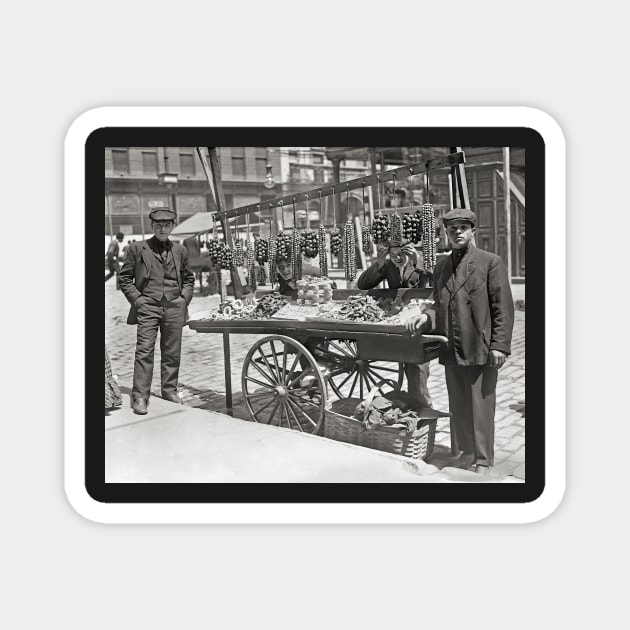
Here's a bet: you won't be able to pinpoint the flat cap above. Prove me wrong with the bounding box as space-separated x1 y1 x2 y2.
442 207 477 225
149 207 176 222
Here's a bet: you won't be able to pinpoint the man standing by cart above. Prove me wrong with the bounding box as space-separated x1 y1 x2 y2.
406 208 514 475
119 207 196 415
357 238 433 408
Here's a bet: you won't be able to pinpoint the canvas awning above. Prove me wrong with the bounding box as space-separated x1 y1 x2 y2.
171 213 215 239
171 211 265 240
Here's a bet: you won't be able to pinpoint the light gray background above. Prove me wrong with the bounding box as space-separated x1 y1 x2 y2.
3 1 624 628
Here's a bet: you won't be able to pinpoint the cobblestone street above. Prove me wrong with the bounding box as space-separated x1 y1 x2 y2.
105 281 526 480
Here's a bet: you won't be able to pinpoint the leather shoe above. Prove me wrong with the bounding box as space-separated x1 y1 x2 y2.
132 397 147 415
475 464 490 476
452 451 475 469
162 392 182 404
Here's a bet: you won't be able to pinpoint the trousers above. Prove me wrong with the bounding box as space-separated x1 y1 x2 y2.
404 362 432 408
445 364 498 466
132 295 187 400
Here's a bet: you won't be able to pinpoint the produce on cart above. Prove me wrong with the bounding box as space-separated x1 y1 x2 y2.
189 148 469 456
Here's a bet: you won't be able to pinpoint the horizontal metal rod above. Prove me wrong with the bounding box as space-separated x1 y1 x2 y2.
215 151 465 220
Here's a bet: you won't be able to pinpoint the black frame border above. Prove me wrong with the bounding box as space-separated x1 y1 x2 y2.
90 126 544 505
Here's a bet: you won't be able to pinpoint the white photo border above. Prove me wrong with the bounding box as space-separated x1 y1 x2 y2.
65 106 565 524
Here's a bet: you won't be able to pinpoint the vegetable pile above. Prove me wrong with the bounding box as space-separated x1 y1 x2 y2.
330 295 385 322
254 292 288 318
354 390 428 431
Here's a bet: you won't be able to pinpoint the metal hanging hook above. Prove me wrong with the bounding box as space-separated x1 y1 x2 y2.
392 172 396 208
346 183 350 221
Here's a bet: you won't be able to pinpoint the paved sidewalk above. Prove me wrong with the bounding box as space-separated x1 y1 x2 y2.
105 281 525 482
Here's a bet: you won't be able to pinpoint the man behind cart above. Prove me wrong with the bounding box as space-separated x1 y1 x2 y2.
405 208 514 475
356 238 433 409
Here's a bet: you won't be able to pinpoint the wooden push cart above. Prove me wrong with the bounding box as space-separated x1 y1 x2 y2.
188 146 471 452
187 288 448 439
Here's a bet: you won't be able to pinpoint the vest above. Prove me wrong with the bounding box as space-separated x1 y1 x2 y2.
143 239 181 302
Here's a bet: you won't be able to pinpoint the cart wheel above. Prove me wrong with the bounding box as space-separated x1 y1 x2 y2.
312 339 404 401
199 266 212 296
241 335 326 436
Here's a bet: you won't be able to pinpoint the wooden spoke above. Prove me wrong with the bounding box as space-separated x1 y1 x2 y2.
327 377 345 399
269 340 282 382
347 371 360 398
335 368 356 392
251 394 277 421
242 335 326 435
257 347 280 383
282 343 288 385
268 397 282 425
328 339 356 357
287 392 322 410
249 357 280 386
244 375 276 390
285 399 305 432
286 397 317 429
284 350 302 385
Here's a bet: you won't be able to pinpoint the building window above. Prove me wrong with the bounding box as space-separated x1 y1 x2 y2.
313 154 323 164
142 151 158 175
256 157 267 178
180 152 195 177
289 151 298 162
112 149 129 174
232 147 245 177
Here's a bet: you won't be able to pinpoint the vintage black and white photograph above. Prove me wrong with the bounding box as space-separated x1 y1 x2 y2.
102 142 530 488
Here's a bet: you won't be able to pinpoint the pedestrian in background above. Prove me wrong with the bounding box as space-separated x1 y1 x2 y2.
119 208 195 415
357 238 433 408
406 208 514 475
105 232 125 288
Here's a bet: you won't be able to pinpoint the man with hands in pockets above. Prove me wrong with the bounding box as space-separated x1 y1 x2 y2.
119 207 196 415
406 208 514 475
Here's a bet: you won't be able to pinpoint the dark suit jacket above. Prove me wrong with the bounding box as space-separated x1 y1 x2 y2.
426 245 514 366
119 238 196 325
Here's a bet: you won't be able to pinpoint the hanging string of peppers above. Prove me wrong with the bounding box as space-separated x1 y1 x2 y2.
245 212 256 290
291 197 302 281
318 191 328 277
342 185 356 281
361 182 372 255
330 191 342 256
421 172 437 272
371 175 389 243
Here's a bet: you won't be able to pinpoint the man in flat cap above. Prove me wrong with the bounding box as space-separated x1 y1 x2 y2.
119 207 195 415
357 238 433 408
406 208 514 475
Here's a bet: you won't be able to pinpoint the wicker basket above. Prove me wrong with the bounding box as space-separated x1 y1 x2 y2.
324 380 443 460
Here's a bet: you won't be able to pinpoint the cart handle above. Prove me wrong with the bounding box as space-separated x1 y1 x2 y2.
420 334 449 344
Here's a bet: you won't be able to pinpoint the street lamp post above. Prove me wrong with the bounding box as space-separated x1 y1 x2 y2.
159 148 179 221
